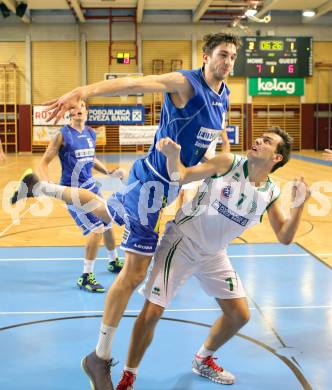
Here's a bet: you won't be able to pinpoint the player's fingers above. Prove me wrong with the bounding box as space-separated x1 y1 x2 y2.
46 107 61 122
54 109 67 124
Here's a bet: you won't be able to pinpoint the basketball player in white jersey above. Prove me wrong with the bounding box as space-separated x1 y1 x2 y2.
116 126 311 389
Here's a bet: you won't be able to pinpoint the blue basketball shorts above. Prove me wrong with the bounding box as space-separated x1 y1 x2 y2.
106 158 180 255
66 184 108 236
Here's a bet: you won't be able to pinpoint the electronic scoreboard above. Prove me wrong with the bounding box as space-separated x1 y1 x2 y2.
232 37 312 77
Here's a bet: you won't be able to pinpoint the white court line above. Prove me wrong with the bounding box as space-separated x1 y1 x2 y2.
1 306 332 316
0 253 315 261
0 203 36 238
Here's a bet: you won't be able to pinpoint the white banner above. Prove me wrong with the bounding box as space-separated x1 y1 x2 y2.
95 126 106 146
33 126 60 145
33 126 106 146
33 106 70 126
119 125 158 145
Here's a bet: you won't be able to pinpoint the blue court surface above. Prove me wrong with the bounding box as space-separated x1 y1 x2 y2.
0 243 331 390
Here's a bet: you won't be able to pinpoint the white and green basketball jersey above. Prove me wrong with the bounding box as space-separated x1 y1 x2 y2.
175 154 280 255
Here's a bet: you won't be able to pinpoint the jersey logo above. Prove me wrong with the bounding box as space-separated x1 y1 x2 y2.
122 228 130 244
152 286 161 296
232 172 241 181
87 138 94 148
221 185 233 199
248 201 257 214
212 200 249 226
196 127 218 142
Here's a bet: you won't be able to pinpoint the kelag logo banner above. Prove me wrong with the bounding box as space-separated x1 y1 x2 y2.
249 78 304 96
87 106 145 125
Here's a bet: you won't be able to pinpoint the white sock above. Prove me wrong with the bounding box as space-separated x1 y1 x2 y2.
124 366 138 375
196 344 215 359
39 181 64 199
108 248 118 262
96 323 117 360
83 259 95 274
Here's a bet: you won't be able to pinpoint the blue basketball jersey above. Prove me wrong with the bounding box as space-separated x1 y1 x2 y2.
58 125 96 189
146 68 230 180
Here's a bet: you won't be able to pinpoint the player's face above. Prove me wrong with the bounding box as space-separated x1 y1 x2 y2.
204 42 237 81
248 132 283 163
69 101 88 123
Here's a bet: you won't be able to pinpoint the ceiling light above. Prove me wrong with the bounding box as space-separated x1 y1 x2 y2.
302 10 315 17
245 9 258 17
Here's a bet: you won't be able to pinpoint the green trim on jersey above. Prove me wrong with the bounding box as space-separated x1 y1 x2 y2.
243 159 273 192
257 177 273 192
243 159 249 178
163 237 182 295
211 154 238 179
259 184 281 222
176 182 209 226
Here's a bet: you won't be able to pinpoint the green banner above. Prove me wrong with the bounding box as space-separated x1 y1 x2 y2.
249 78 304 96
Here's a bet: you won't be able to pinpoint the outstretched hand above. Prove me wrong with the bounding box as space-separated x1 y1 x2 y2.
322 149 332 161
109 167 126 180
43 88 83 124
291 176 311 207
156 137 181 157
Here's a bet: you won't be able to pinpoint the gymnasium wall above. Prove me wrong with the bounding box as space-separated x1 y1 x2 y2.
32 41 81 104
0 42 26 104
1 22 332 151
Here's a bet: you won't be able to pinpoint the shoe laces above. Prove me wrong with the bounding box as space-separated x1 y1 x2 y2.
202 356 224 373
87 273 99 285
115 257 124 267
108 358 119 369
118 370 136 389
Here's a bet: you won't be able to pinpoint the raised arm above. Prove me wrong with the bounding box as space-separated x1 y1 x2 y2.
44 72 192 123
156 137 234 185
267 177 311 245
37 132 63 181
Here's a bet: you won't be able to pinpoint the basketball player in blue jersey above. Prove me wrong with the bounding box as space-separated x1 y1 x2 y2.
41 32 241 389
37 100 124 293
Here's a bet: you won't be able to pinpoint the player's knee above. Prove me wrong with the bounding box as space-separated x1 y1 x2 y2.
234 305 250 327
140 302 164 325
92 226 104 235
120 267 147 289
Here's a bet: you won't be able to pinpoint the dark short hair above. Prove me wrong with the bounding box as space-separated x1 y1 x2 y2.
267 126 293 172
202 32 242 55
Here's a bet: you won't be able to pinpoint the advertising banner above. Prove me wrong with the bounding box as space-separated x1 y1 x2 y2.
119 125 158 145
217 126 240 145
33 106 70 126
87 106 145 125
32 126 60 145
249 78 304 96
33 126 106 146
